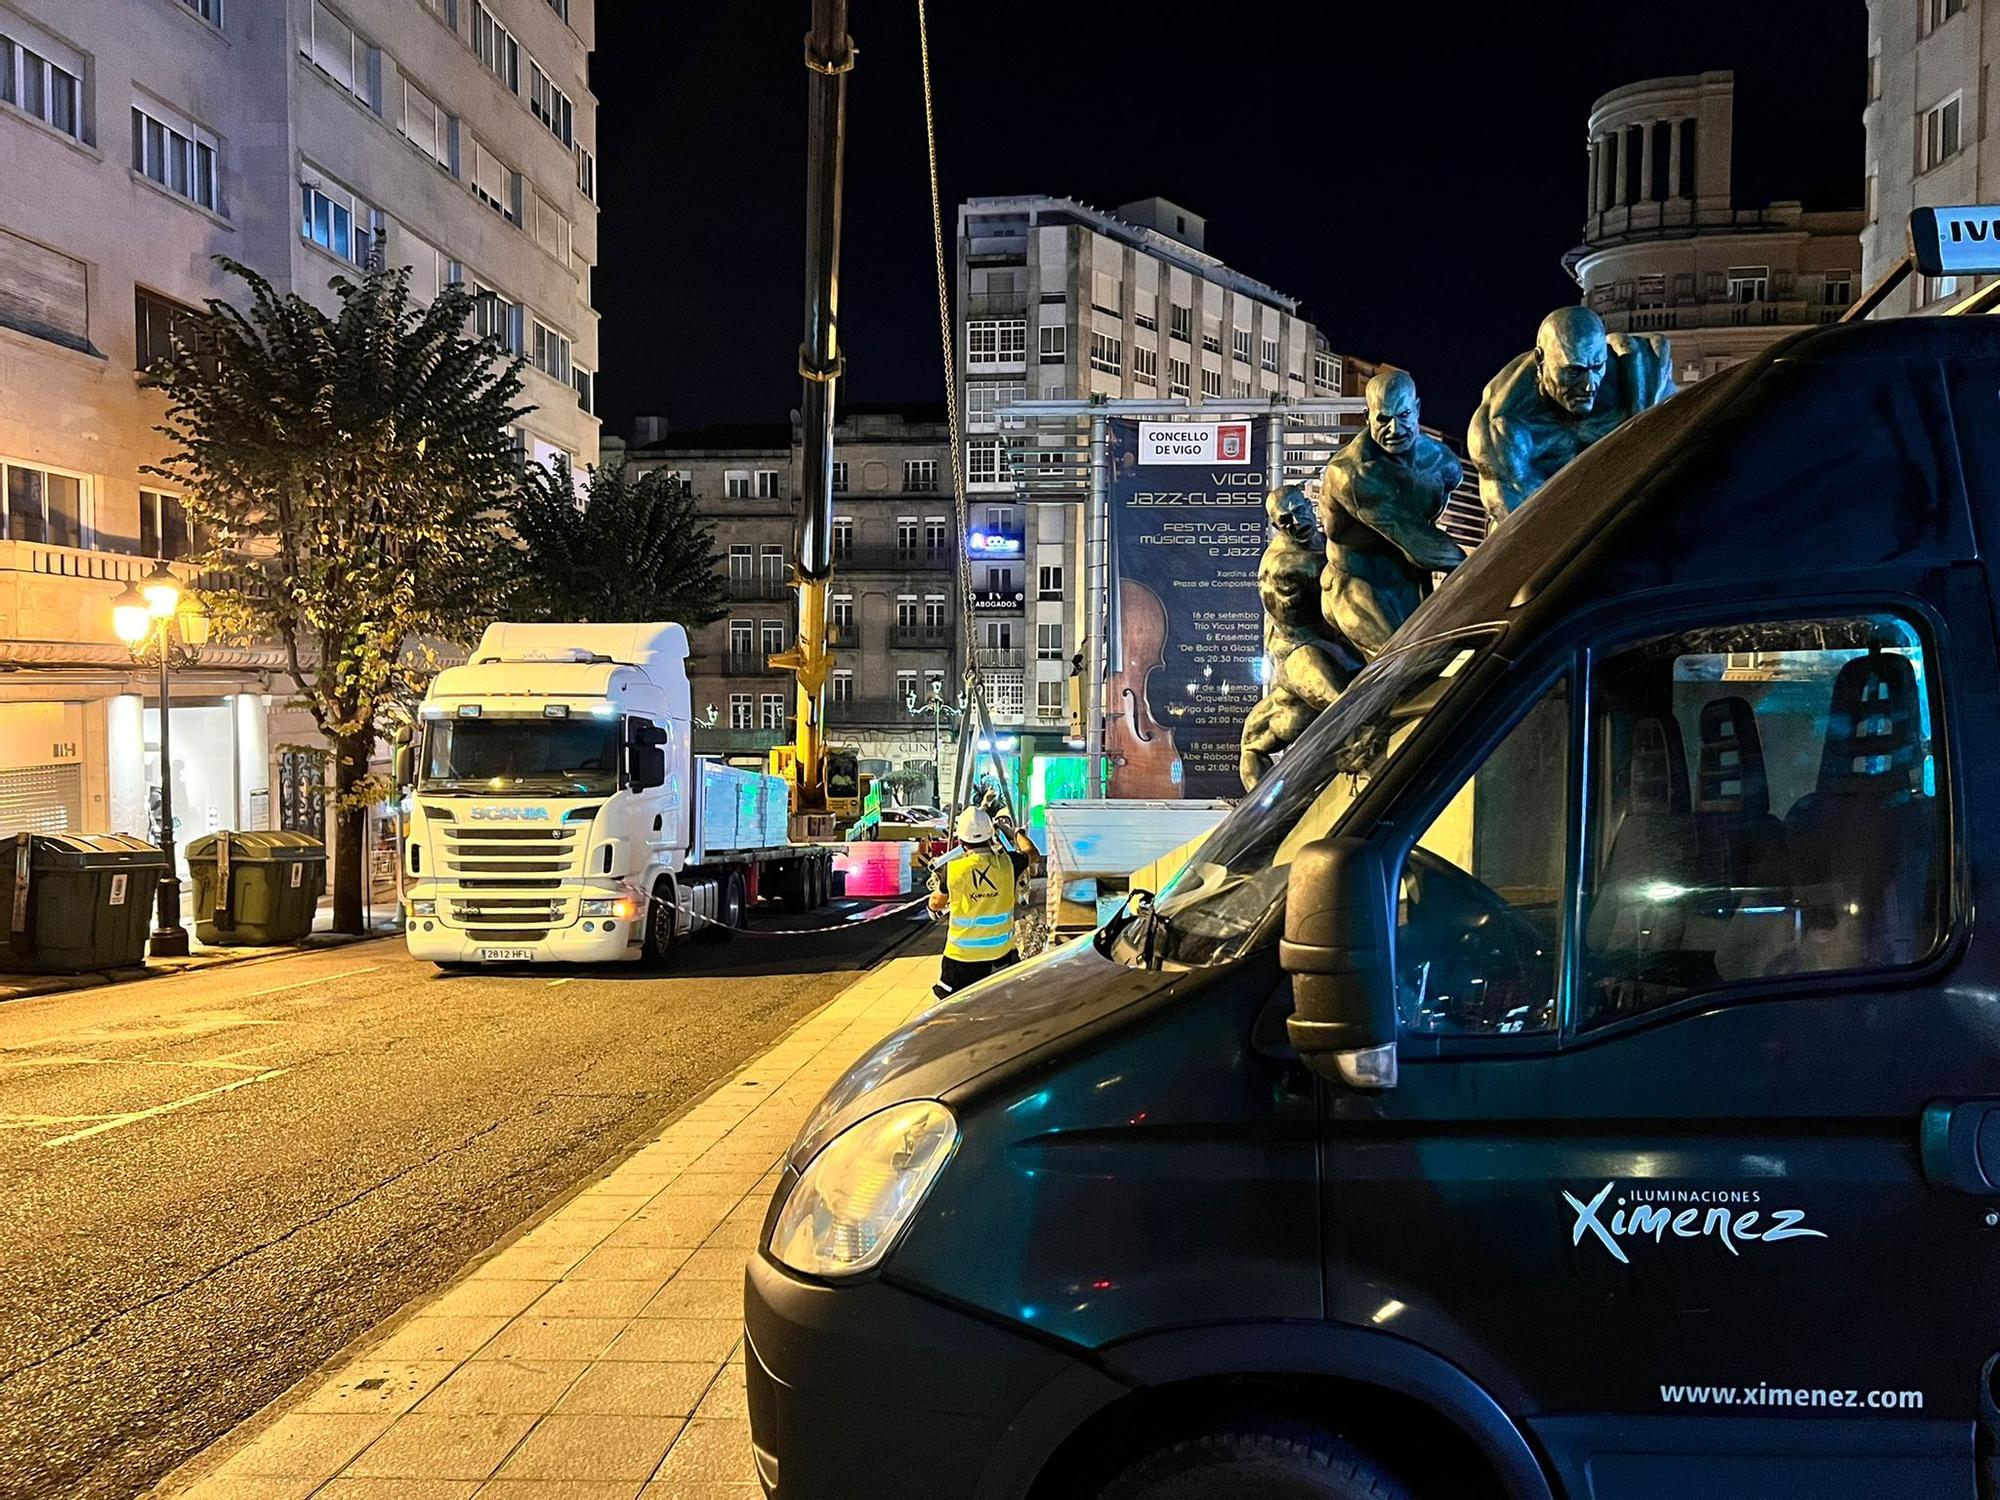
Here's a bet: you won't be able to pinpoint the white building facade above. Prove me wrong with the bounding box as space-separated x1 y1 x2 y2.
0 0 597 845
1863 0 1999 311
1568 72 1863 386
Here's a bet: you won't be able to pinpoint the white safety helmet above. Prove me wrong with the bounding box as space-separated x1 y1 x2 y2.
955 806 995 846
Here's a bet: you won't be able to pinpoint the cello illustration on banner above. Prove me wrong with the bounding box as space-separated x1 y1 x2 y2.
1104 578 1182 798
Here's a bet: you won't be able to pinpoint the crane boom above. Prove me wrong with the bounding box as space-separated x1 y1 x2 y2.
767 0 856 827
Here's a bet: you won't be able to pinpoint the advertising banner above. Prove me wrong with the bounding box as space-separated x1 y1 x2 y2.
1106 417 1268 799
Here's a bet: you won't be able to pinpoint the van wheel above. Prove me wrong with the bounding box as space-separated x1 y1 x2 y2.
1096 1419 1410 1500
640 877 677 969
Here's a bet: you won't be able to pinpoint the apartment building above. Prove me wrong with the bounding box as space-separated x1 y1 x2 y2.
1567 72 1864 385
0 0 597 842
955 194 1338 759
1863 0 1999 310
610 408 961 803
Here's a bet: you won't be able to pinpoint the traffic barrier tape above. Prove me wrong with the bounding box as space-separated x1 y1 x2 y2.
669 892 932 937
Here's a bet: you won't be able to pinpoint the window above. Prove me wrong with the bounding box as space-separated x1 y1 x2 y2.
1924 94 1962 171
572 365 595 415
1091 270 1120 315
925 519 949 555
426 0 460 30
1924 273 1961 305
761 693 786 729
472 3 520 91
758 544 785 581
1229 378 1251 398
132 105 219 212
831 595 853 635
301 172 378 267
544 0 569 19
831 461 848 492
530 62 573 145
134 287 200 372
724 470 751 499
1201 319 1222 356
577 145 597 202
1089 331 1122 376
968 381 1025 426
829 518 854 559
1038 324 1066 364
897 518 920 554
760 619 785 655
755 469 780 499
897 671 919 704
924 595 947 630
532 321 571 383
1398 675 1570 1037
729 619 753 657
982 621 1014 651
897 596 919 630
832 672 854 703
1200 368 1222 398
967 319 1026 365
1927 0 1966 30
1169 303 1191 342
1038 564 1063 599
1036 621 1063 660
401 80 452 170
727 545 752 581
1036 678 1066 718
1725 266 1770 304
1168 358 1191 398
1132 346 1158 385
0 19 82 139
730 694 753 730
1580 615 1944 1028
471 284 524 353
1265 337 1282 374
466 134 521 224
1 460 83 549
904 459 938 492
1313 350 1338 393
1822 271 1853 307
1867 48 1882 104
302 1 378 110
181 0 223 23
1232 328 1252 364
1134 289 1157 332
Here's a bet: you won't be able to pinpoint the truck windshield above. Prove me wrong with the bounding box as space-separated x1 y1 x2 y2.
1114 637 1483 969
421 715 623 794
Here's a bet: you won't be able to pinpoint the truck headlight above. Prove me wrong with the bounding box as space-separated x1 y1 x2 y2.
580 896 636 918
769 1101 957 1278
409 898 436 917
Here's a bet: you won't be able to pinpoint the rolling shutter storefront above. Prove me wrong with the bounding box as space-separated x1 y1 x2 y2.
0 764 82 835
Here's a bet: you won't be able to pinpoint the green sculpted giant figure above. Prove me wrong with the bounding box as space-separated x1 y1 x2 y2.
1467 306 1674 530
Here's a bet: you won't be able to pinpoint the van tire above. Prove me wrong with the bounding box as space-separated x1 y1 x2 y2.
640 877 677 968
1095 1419 1410 1500
703 871 745 941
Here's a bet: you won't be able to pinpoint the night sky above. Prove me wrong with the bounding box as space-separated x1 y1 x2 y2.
589 0 1866 444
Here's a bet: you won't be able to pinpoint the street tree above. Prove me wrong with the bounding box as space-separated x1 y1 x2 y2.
507 460 728 626
145 259 529 933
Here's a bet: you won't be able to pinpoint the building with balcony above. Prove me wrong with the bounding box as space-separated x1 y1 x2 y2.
955 194 1338 761
1565 72 1863 386
1863 0 1999 311
0 0 599 840
608 407 961 804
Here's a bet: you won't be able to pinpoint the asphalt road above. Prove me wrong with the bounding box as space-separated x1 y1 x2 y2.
0 898 932 1500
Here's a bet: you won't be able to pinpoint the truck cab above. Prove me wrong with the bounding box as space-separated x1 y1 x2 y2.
743 315 2000 1499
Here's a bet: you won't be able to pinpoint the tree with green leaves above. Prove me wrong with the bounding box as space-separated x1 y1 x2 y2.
146 259 529 933
507 460 728 627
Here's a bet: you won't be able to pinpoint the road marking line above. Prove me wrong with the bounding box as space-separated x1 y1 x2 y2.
546 978 574 988
0 1055 269 1073
242 967 380 999
40 1068 292 1147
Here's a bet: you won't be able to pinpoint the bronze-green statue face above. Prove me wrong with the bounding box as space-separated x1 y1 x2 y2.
1365 370 1420 456
1266 482 1322 546
1533 307 1610 416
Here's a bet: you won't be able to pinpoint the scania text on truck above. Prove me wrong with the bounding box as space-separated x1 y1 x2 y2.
399 622 834 967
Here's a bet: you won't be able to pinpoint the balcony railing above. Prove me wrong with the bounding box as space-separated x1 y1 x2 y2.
723 651 781 675
830 544 955 573
696 726 785 754
974 646 1026 670
725 574 791 600
890 628 952 650
827 696 909 725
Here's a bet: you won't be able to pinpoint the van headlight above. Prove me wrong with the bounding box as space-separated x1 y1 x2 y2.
409 898 436 917
768 1101 957 1278
580 896 636 918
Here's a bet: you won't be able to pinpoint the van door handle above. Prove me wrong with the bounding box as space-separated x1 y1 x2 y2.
1920 1101 2000 1194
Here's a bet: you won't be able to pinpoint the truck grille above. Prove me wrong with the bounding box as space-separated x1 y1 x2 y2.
440 825 583 876
450 897 573 929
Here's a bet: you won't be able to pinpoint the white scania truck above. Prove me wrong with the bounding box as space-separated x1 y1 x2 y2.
398 622 835 968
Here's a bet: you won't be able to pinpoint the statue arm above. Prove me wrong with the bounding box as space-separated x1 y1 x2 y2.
1332 474 1466 573
1468 406 1535 528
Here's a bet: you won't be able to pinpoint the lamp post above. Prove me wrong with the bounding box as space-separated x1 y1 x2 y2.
111 561 209 959
907 681 964 815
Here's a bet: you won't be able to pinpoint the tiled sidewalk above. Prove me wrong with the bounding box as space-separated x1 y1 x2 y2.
159 952 944 1500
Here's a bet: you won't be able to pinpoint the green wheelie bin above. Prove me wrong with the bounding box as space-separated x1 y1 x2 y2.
188 831 328 946
0 832 167 973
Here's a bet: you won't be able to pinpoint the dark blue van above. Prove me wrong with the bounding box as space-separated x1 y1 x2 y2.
745 314 2000 1500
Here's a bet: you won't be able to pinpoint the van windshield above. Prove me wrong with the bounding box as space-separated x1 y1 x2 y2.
1114 637 1483 969
422 715 623 794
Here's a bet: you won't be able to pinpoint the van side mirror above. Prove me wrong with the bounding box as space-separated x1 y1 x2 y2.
1280 837 1400 1090
392 726 414 790
628 719 669 792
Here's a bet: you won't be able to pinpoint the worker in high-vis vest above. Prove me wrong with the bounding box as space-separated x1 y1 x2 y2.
927 799 1038 998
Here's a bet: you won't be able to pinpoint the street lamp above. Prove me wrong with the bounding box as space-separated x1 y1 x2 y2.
111 561 208 958
907 680 965 815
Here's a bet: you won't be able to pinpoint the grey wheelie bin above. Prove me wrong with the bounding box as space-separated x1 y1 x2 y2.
188 831 328 946
0 832 167 973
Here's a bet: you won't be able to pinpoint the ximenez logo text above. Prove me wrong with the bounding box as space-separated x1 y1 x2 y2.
1563 1182 1826 1263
